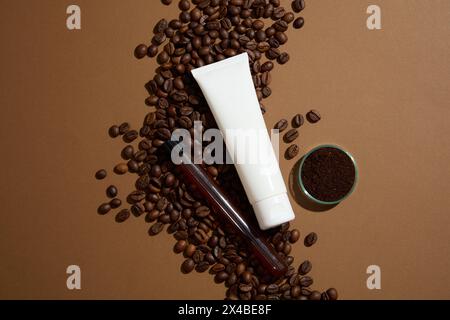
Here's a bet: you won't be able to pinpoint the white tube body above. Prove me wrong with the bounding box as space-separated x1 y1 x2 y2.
191 53 295 230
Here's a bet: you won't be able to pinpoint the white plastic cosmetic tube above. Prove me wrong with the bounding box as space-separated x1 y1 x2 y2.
191 53 295 230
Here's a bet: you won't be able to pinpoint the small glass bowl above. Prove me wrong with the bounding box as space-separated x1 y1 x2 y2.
298 144 358 206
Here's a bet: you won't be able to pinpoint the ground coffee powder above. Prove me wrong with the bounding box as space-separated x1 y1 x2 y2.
301 147 355 202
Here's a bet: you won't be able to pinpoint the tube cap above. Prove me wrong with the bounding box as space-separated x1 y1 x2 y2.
253 193 295 230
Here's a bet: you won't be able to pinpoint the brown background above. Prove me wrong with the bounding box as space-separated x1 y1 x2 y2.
0 0 449 299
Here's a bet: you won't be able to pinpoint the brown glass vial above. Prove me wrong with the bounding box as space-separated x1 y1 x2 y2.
163 141 287 278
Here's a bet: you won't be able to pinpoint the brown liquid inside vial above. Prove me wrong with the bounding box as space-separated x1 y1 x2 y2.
163 141 287 278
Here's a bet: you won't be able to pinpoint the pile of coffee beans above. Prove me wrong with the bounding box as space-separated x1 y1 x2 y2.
301 147 356 202
95 0 337 300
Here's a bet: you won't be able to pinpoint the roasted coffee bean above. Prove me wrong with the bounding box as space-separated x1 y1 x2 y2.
115 209 130 223
134 44 148 59
128 190 146 203
299 260 312 275
283 129 299 143
184 244 196 257
289 229 300 243
119 122 130 135
241 271 252 284
121 145 134 160
274 119 288 132
114 163 128 175
309 291 322 300
97 203 111 215
293 17 305 29
127 160 139 173
147 45 158 58
181 258 195 274
285 144 299 160
292 0 306 13
106 185 118 198
261 61 274 72
195 261 210 273
109 198 122 209
306 110 321 123
161 0 172 5
300 276 314 288
108 125 120 138
178 0 190 11
174 240 187 253
123 130 139 143
149 222 164 235
214 271 229 283
95 169 107 180
195 206 210 218
277 52 290 64
304 232 318 247
292 114 304 128
326 288 338 300
266 284 279 294
131 202 145 217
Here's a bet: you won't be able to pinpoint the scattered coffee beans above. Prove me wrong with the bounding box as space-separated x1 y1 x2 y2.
301 147 356 202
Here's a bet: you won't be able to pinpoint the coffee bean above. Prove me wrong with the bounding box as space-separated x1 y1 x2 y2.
299 260 312 275
293 17 305 29
306 110 321 123
277 52 290 65
195 261 210 273
97 203 111 215
214 271 229 283
115 209 130 223
147 45 158 58
121 145 134 160
266 284 279 294
239 284 253 293
285 144 299 160
274 119 288 132
292 114 304 128
300 276 313 287
241 271 252 284
174 240 187 253
181 258 195 274
114 163 128 175
184 244 196 257
119 122 130 135
128 190 146 203
326 288 338 300
123 130 139 143
304 232 318 247
95 169 107 180
108 125 120 138
289 229 300 243
131 202 145 217
309 291 322 301
110 198 122 209
195 206 210 218
283 129 299 143
178 0 190 11
292 0 305 13
106 185 118 198
149 222 164 235
161 0 172 5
